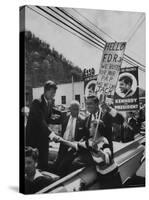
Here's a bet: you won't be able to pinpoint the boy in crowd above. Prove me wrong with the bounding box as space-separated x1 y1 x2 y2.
25 146 59 194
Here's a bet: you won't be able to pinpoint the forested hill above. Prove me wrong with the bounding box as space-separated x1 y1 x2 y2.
24 31 83 88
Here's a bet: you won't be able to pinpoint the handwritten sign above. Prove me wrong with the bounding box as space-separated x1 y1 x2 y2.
95 42 126 98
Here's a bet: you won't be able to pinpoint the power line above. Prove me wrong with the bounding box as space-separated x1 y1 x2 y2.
41 7 141 69
127 16 145 43
71 8 145 69
47 7 105 47
124 54 145 68
126 14 145 43
27 6 145 73
72 8 115 42
123 58 145 72
36 6 104 49
56 7 106 44
123 58 136 67
26 6 103 51
123 57 145 72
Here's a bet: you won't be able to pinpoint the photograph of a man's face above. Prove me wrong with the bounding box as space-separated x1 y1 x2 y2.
116 73 137 98
119 76 133 96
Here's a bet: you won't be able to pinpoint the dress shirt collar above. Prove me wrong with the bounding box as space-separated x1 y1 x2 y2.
33 169 43 180
43 95 48 105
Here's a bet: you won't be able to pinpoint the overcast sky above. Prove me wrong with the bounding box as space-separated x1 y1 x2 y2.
24 6 145 89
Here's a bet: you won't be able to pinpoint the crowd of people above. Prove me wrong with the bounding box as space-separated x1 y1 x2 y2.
23 80 145 194
112 108 145 142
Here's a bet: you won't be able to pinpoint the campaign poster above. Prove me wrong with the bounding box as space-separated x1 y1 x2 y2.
95 42 126 100
84 74 97 97
114 67 139 111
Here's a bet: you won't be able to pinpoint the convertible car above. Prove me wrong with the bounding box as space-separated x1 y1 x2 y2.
36 134 145 194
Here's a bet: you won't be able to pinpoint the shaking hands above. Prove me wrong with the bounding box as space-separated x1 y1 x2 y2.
49 131 61 143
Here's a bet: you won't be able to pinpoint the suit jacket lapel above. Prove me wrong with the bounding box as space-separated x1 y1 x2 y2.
41 95 48 118
87 114 92 129
74 117 80 139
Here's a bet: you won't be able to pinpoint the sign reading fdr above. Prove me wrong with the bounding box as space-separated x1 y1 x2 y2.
95 42 126 98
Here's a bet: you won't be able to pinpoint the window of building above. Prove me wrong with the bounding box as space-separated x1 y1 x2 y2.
61 96 66 104
75 94 80 103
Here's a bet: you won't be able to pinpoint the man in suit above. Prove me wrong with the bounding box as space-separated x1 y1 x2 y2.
84 95 124 188
55 100 86 176
26 80 61 171
84 95 124 157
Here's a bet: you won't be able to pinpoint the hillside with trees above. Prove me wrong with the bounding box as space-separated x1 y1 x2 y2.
24 31 83 88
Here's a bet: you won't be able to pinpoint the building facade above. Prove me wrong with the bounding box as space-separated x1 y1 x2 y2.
33 81 85 108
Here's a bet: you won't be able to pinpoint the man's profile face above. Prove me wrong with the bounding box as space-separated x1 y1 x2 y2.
25 156 37 177
45 88 56 101
70 105 79 118
119 80 130 94
85 99 98 114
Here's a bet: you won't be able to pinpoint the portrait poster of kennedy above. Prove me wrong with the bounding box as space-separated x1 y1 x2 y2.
114 67 139 111
116 72 137 98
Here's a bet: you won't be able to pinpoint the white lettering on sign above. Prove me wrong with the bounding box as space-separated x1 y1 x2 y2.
115 104 138 110
95 42 126 97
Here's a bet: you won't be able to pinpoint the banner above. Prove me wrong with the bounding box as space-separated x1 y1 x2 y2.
95 42 126 99
114 67 139 111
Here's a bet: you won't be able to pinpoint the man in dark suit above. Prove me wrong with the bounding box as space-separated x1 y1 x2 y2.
83 95 124 188
55 100 86 176
85 95 124 157
26 80 61 171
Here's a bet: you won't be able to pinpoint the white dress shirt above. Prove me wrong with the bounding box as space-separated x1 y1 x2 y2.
44 95 48 106
63 116 77 141
33 169 43 180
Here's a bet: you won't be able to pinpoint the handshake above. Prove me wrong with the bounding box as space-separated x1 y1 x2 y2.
49 131 62 143
49 129 79 150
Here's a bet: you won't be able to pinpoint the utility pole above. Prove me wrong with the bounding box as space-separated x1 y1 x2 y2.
72 75 74 100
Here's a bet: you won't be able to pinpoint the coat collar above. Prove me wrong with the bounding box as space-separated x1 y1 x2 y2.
41 94 48 107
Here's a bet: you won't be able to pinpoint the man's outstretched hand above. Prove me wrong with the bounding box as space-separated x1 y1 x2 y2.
49 131 61 142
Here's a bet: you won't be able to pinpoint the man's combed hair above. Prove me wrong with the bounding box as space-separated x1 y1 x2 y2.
25 146 39 162
44 80 57 91
119 76 133 86
86 95 99 104
70 100 80 108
